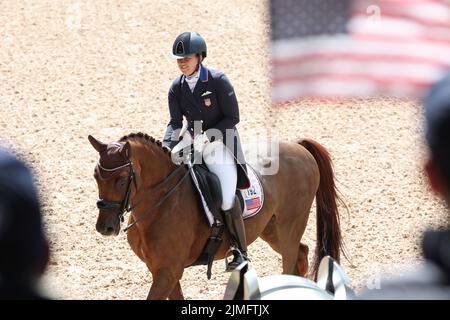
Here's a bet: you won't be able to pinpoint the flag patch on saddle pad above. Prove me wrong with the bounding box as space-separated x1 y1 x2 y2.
245 197 261 211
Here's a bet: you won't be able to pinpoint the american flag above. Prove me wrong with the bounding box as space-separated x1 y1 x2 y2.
271 0 450 103
245 197 261 211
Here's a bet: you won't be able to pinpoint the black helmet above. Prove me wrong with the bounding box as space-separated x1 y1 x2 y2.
172 32 207 59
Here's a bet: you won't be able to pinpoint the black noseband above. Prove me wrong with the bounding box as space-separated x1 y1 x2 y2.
97 199 122 210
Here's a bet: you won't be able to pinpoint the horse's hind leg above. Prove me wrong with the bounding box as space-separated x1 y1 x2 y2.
260 215 281 253
260 216 309 276
168 281 184 300
297 243 309 276
260 216 299 274
279 232 303 275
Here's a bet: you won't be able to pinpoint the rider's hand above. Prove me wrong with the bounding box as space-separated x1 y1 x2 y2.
171 149 184 165
193 133 210 154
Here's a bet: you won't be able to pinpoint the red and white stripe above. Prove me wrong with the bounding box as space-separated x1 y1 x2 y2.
272 0 450 103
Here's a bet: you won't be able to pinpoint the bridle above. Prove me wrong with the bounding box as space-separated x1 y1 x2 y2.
96 160 137 222
96 158 190 233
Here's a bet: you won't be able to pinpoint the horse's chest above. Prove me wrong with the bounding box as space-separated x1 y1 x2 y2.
127 231 147 262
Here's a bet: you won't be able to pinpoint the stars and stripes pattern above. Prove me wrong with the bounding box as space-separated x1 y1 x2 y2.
245 197 261 211
271 0 450 103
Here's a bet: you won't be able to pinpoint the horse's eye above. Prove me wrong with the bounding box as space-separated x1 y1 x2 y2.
116 178 126 188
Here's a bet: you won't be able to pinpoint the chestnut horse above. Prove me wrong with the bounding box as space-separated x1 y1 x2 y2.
88 132 344 300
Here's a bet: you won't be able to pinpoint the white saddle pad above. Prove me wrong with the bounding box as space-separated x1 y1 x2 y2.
239 165 264 220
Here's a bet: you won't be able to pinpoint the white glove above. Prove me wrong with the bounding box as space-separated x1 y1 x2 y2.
170 148 185 165
170 131 194 165
193 133 210 154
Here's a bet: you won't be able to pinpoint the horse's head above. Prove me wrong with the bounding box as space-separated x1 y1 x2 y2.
88 135 134 236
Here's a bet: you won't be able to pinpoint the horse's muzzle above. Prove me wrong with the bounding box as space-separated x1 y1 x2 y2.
97 225 116 236
96 200 122 236
96 218 120 236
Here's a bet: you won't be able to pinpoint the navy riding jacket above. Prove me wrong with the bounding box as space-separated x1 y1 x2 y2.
163 65 246 165
162 65 249 188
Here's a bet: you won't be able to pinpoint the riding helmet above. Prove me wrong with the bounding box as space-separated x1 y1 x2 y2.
172 32 207 59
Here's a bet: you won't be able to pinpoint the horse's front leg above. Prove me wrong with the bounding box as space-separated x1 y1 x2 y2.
147 267 184 300
168 281 184 300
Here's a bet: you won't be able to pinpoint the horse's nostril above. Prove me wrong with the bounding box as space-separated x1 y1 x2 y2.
96 224 115 236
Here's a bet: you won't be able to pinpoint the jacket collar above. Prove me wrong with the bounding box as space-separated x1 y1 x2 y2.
199 64 208 82
181 64 209 84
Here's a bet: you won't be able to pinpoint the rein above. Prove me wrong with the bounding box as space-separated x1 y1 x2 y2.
123 165 190 232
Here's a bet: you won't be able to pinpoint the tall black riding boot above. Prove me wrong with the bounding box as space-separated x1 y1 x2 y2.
223 196 248 271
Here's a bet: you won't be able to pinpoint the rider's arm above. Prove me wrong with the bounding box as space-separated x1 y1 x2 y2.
163 81 183 149
209 74 239 139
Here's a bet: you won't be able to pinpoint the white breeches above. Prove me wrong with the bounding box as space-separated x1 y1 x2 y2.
203 141 237 211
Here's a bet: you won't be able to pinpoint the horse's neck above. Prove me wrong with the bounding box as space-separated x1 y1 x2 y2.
132 143 177 189
128 143 199 229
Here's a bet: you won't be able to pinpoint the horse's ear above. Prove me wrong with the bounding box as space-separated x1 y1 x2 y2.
88 135 107 153
120 141 131 159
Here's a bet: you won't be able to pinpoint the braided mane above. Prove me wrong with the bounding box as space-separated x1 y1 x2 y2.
119 132 172 158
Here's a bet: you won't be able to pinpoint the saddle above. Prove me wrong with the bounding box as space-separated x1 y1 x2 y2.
191 163 224 225
188 161 264 279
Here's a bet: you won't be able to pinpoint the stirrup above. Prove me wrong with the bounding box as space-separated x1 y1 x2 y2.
224 247 248 272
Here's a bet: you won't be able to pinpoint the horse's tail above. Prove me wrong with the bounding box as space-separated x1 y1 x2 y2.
298 139 346 280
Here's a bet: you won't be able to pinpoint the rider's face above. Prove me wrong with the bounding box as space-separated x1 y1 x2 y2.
177 55 199 77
